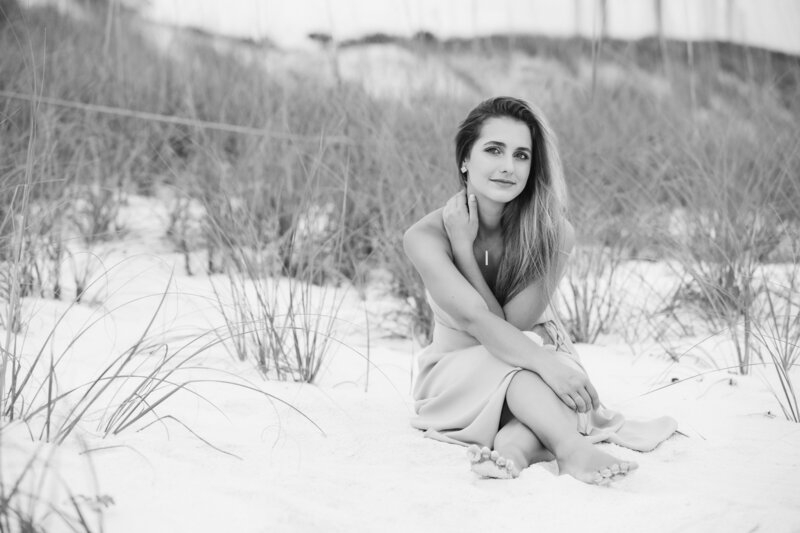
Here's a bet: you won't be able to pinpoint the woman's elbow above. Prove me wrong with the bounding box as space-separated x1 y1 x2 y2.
458 301 495 334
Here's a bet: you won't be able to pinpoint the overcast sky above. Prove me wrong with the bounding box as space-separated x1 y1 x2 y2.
137 0 800 54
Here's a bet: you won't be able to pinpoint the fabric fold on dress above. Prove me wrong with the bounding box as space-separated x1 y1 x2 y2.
411 292 678 452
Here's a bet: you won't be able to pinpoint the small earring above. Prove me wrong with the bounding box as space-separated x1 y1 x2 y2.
460 166 467 174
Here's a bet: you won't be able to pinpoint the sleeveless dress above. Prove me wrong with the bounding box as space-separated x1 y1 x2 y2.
411 292 678 452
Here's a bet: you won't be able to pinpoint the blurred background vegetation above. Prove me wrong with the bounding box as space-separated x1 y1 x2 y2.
1 0 799 373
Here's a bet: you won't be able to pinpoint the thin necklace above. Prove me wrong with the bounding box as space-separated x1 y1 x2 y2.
476 237 501 267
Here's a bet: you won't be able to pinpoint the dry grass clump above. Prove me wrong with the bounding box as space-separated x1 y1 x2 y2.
751 252 800 422
204 170 351 381
659 110 799 375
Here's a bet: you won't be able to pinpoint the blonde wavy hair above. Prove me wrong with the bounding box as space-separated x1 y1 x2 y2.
455 96 568 306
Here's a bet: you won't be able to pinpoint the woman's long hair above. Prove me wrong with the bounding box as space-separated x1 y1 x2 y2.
455 96 568 306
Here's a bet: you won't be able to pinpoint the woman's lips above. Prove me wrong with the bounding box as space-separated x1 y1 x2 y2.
490 178 516 185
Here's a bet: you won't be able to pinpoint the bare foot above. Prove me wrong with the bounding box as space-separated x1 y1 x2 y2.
556 441 638 486
467 445 521 479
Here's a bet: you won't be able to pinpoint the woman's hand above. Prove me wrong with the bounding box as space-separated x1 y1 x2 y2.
537 358 600 413
442 189 478 251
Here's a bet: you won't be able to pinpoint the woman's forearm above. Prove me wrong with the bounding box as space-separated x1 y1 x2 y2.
451 244 552 369
451 244 505 319
463 307 556 374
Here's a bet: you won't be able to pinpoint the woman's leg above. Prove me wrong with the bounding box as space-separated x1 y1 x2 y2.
468 417 553 478
467 322 575 480
504 370 637 485
494 417 553 467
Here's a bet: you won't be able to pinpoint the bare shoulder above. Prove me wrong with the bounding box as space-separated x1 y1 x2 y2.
403 208 491 329
403 208 452 258
405 208 445 236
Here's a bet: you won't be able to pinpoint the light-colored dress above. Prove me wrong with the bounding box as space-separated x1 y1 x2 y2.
411 292 678 452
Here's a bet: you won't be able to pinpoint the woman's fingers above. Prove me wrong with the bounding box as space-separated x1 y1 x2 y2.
577 387 593 413
450 190 468 214
467 193 477 220
586 381 600 410
560 394 577 411
571 393 587 413
444 192 466 221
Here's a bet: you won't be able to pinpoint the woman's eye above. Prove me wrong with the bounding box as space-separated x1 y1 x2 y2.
486 147 501 155
515 152 529 160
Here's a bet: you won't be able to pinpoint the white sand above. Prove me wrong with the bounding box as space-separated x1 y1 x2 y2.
2 195 800 533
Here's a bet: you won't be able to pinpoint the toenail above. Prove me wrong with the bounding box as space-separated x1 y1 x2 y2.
601 468 612 477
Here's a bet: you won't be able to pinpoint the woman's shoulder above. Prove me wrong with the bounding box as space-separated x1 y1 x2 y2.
403 207 452 256
405 207 446 240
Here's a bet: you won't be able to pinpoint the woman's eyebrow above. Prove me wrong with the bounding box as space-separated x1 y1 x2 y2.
483 141 532 152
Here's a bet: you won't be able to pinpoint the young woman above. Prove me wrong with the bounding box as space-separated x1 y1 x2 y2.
404 97 677 485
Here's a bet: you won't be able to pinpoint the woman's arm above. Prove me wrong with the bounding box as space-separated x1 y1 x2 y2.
443 190 504 319
404 216 598 413
442 189 575 331
502 220 575 330
404 222 547 372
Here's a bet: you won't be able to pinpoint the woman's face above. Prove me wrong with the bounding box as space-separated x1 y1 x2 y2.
463 116 533 205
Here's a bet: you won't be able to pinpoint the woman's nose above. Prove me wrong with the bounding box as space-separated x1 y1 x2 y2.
500 154 515 173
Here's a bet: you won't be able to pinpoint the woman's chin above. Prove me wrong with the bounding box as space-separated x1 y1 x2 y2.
481 189 523 204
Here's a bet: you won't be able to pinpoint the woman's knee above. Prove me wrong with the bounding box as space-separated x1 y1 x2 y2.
508 369 547 392
507 369 569 409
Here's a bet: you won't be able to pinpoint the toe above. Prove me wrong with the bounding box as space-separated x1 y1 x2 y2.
481 446 491 459
496 456 507 467
467 445 481 462
490 450 500 462
619 462 630 473
610 463 621 475
506 460 516 474
627 461 639 471
600 468 613 478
